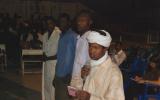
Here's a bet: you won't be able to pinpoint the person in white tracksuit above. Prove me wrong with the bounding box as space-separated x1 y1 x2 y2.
42 17 61 100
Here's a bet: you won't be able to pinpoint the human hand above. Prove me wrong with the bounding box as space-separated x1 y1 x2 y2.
81 65 90 79
134 76 143 82
136 79 145 84
76 90 90 100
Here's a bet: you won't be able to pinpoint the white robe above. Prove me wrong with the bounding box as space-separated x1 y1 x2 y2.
83 57 125 100
113 50 126 66
42 27 61 100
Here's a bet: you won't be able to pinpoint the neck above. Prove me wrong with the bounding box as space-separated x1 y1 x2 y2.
79 29 89 36
61 28 69 33
90 52 108 67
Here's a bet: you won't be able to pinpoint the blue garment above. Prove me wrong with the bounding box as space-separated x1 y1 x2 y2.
55 29 77 77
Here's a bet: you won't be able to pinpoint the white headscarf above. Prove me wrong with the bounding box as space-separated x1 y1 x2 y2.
87 30 112 67
87 30 112 47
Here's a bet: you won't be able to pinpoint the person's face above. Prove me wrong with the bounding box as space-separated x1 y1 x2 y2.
59 17 69 31
47 20 55 31
77 16 92 34
89 43 107 60
115 44 121 51
149 62 156 69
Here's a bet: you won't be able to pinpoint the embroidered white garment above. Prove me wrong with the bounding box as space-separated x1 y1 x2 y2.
83 57 125 100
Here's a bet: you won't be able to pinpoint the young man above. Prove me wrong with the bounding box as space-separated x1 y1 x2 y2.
42 17 61 100
53 13 77 100
76 30 125 100
70 11 93 89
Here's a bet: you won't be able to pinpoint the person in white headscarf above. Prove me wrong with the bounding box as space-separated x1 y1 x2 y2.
75 30 125 100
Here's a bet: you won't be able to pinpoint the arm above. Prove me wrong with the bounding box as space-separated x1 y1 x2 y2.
70 62 84 89
145 79 160 86
137 78 160 86
70 39 89 89
135 71 160 86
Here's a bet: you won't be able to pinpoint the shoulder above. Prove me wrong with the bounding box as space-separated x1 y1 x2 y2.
67 29 77 37
43 32 48 38
54 26 61 34
82 30 91 38
65 29 78 41
109 58 122 76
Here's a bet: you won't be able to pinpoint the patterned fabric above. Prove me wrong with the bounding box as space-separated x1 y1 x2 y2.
83 57 125 100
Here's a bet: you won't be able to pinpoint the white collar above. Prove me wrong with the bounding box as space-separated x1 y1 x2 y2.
90 52 108 67
77 30 91 39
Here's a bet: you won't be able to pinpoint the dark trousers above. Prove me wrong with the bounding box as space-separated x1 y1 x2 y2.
53 75 72 100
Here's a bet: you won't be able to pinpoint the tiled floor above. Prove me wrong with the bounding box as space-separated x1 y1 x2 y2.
0 69 42 100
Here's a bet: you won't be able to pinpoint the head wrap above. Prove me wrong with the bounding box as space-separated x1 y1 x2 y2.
87 30 112 47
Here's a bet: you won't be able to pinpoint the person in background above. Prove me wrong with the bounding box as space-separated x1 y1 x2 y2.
75 30 125 100
53 13 77 100
70 10 93 90
42 17 61 100
126 55 160 100
112 42 127 66
134 56 160 85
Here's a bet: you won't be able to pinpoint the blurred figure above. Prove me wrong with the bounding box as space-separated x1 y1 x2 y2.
126 56 160 100
42 17 61 100
134 56 160 86
112 42 127 66
53 13 77 100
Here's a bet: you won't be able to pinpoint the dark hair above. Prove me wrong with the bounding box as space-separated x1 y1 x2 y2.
92 29 106 36
72 10 93 32
45 16 56 23
115 41 122 46
147 55 160 71
76 10 93 21
58 13 70 21
150 55 159 64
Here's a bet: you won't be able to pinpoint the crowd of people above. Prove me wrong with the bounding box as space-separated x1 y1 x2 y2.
41 10 125 100
0 10 160 100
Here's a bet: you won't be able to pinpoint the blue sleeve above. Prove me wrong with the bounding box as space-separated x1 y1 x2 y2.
63 34 77 74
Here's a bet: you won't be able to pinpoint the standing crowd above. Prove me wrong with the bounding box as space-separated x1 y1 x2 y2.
1 10 159 100
42 10 125 100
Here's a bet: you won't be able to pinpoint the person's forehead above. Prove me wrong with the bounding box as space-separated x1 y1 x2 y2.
77 15 90 20
89 43 103 47
60 17 68 22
